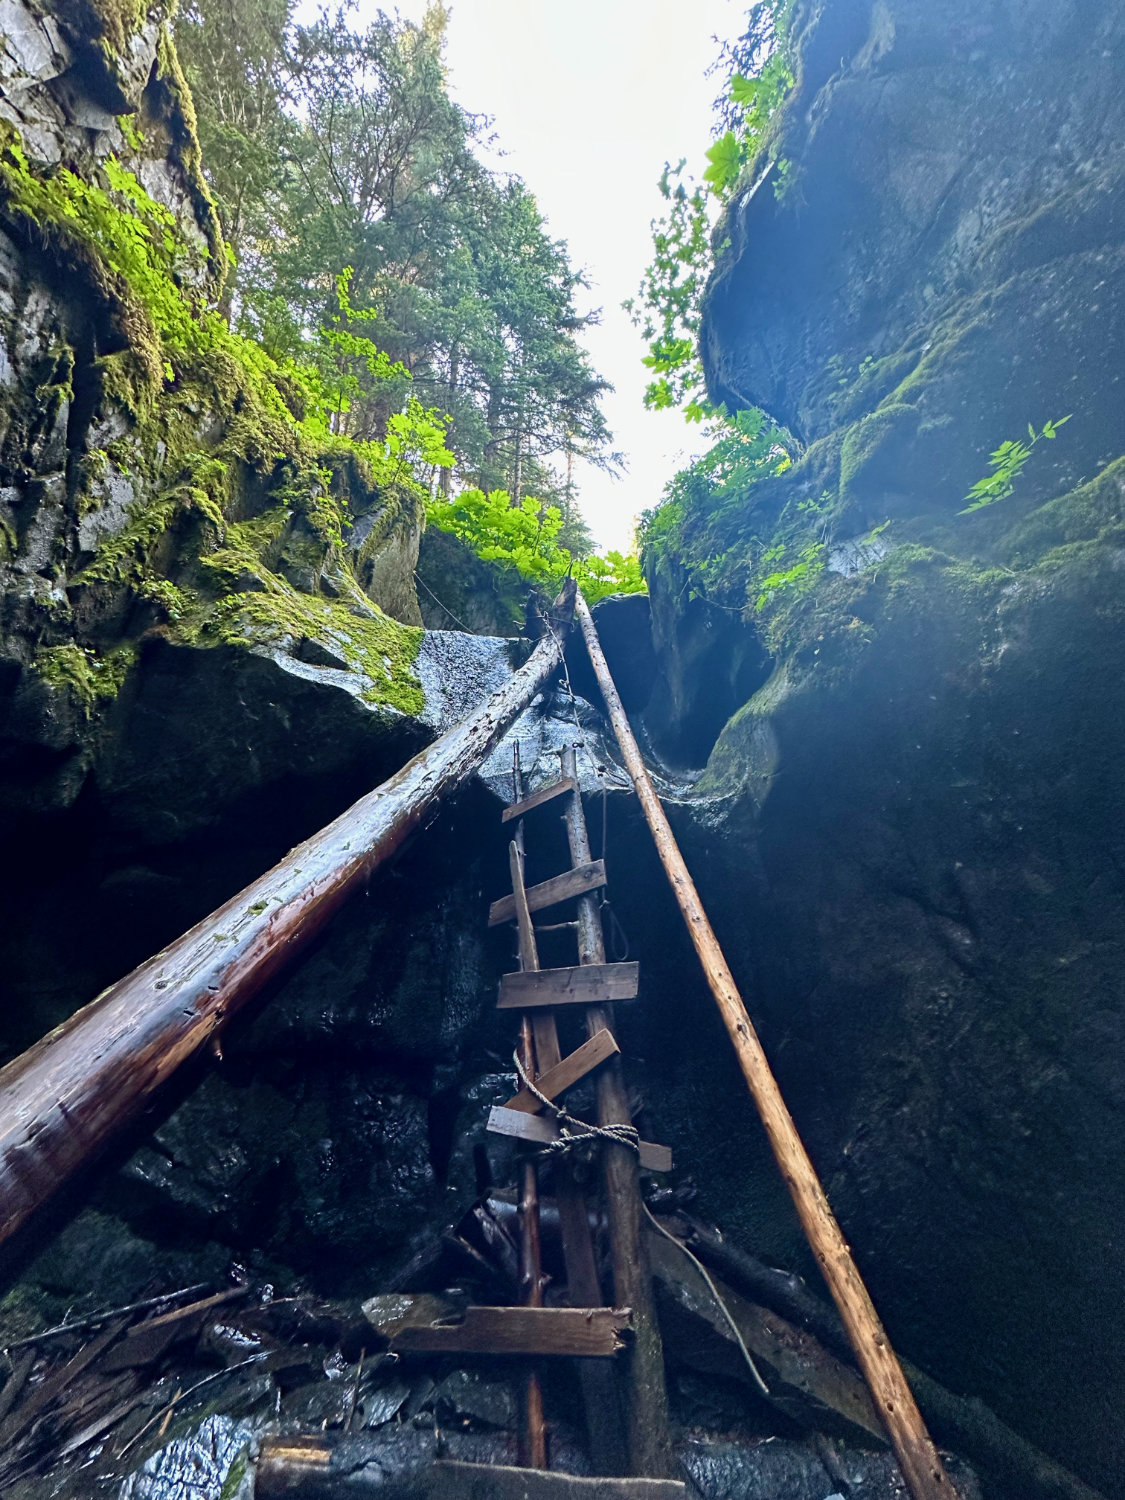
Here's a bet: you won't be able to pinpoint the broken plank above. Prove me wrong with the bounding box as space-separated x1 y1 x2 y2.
101 1286 250 1372
488 1106 672 1173
499 962 639 1010
0 1318 126 1447
503 1029 620 1113
390 1305 632 1358
489 860 607 927
501 777 577 823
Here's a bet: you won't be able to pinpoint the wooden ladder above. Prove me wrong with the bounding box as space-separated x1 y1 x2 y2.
368 744 679 1486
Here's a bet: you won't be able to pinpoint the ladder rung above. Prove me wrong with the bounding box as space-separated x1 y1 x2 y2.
489 859 606 927
488 1105 672 1172
498 961 638 1009
503 1028 620 1113
501 776 577 822
390 1304 632 1357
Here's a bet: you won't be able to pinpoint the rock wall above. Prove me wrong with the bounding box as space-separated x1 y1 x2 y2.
0 0 433 849
640 1 1125 1489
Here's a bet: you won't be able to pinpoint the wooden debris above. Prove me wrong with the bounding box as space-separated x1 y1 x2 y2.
503 1029 620 1113
502 777 578 822
0 1350 34 1423
2 1282 212 1352
487 1105 672 1173
101 1286 250 1372
390 1305 633 1358
489 859 607 927
0 1317 126 1448
499 962 639 1009
256 1442 687 1499
646 1227 884 1441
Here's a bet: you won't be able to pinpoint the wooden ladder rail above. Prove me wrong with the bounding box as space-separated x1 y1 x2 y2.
508 746 548 1469
574 590 955 1500
506 750 628 1477
557 744 673 1481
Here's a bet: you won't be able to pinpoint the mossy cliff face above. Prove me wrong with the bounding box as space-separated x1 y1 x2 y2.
639 0 1125 1489
0 0 432 844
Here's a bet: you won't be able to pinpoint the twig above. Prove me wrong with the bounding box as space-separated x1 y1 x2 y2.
115 1355 265 1460
344 1349 364 1433
3 1284 212 1353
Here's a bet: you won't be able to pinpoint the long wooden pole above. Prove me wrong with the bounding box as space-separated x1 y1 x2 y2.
0 590 575 1249
509 810 548 1468
575 591 955 1500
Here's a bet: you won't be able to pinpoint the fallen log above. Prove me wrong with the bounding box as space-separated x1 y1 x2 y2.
675 1216 1109 1500
576 590 952 1500
645 1226 884 1443
0 586 575 1249
255 1439 687 1500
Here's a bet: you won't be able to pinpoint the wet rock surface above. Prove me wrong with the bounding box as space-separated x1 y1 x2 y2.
636 0 1125 1491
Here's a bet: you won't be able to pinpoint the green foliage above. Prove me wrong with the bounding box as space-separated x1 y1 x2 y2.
627 0 795 421
960 416 1072 512
625 161 710 419
427 489 644 607
175 0 613 509
640 406 794 583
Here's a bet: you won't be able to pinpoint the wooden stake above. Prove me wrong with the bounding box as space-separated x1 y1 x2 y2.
574 591 955 1500
0 586 576 1250
509 837 548 1471
558 744 673 1481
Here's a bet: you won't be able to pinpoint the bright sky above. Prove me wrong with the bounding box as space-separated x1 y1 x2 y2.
343 0 744 552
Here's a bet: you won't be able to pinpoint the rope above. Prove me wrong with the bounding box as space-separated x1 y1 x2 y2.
642 1206 771 1398
513 1048 640 1160
413 570 474 634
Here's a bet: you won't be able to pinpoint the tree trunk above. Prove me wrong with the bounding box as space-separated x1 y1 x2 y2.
0 590 575 1249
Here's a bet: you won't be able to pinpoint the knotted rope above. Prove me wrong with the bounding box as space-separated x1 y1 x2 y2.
512 1048 640 1160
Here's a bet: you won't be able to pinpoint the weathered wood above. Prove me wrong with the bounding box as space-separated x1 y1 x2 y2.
390 1305 631 1358
256 1441 687 1500
558 743 673 1482
502 777 578 823
0 1318 125 1447
675 1215 1111 1500
646 1227 884 1442
101 1285 249 1372
489 860 607 927
499 963 639 1009
0 588 576 1250
504 1029 620 1113
509 834 547 1471
576 590 953 1500
487 1106 672 1173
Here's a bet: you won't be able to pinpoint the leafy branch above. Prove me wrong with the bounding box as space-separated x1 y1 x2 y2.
959 415 1072 513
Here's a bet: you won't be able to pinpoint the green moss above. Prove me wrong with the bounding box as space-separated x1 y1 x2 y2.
35 642 133 714
202 585 424 714
148 25 226 270
219 1447 252 1500
839 403 917 494
1000 454 1125 569
0 103 429 723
